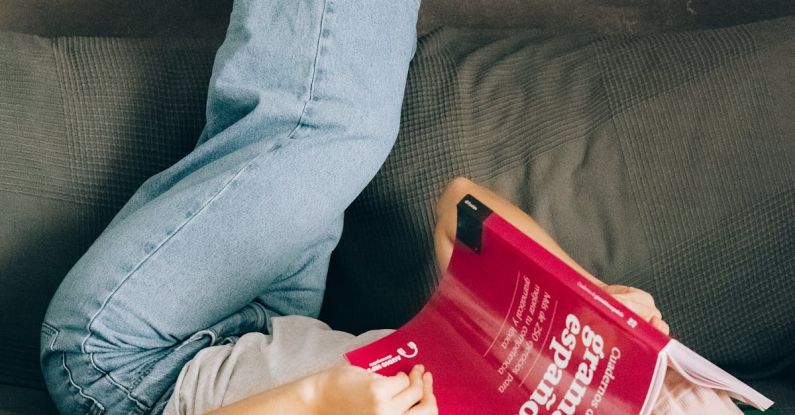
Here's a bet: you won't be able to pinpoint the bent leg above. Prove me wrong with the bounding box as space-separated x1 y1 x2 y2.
41 1 420 413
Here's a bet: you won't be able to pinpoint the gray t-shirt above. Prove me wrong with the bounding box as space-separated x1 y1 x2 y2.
164 316 391 415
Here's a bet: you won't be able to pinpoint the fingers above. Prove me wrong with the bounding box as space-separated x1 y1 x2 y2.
618 294 663 321
606 285 656 307
406 372 438 415
607 285 661 318
606 285 671 334
393 365 426 412
376 370 411 397
651 315 671 335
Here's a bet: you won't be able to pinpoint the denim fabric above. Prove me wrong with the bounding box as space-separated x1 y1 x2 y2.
40 0 420 413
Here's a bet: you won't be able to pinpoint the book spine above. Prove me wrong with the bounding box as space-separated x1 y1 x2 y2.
456 194 493 254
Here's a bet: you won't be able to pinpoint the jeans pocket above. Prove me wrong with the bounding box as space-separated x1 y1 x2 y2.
40 322 105 415
41 322 60 351
41 323 108 415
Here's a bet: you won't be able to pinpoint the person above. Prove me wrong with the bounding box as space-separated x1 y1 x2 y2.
167 177 741 414
39 1 744 414
41 0 422 413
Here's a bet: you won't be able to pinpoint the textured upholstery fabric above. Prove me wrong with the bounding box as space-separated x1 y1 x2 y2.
322 18 795 409
416 0 795 34
1 16 793 414
417 0 694 33
0 33 219 407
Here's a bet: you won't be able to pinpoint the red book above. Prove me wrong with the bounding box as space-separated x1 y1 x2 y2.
345 195 773 414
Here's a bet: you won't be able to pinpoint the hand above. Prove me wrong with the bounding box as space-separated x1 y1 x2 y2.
205 360 437 415
605 285 670 335
309 364 438 415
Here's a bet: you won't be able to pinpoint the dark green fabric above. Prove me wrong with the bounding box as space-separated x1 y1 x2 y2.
0 33 219 408
0 16 793 414
323 17 795 411
0 32 66 393
0 384 56 414
745 409 784 415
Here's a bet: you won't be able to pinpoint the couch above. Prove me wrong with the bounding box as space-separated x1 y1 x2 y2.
1 1 793 414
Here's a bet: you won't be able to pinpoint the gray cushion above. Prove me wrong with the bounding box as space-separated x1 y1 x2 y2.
1 17 793 414
0 32 219 411
0 384 56 415
322 16 795 406
416 0 795 34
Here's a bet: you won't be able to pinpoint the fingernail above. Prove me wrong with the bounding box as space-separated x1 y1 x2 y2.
417 364 425 372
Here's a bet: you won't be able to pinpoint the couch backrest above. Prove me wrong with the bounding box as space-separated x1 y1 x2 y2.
0 32 219 390
1 16 794 395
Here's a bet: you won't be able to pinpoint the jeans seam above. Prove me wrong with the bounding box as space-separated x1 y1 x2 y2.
41 322 59 350
126 327 218 394
61 353 106 414
87 352 150 411
79 142 282 409
251 301 267 330
287 0 330 139
174 328 219 352
76 5 322 399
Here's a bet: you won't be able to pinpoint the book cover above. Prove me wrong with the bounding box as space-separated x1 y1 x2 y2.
345 195 772 414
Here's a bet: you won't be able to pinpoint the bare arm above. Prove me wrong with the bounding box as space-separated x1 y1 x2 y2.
207 364 437 415
434 177 669 335
205 374 316 415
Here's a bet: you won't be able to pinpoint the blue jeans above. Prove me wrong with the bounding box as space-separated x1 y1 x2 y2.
40 1 419 413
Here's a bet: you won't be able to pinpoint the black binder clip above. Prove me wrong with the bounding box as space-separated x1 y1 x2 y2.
455 194 493 254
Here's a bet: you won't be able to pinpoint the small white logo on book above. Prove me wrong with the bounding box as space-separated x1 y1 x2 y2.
367 341 420 372
627 318 638 328
398 341 419 358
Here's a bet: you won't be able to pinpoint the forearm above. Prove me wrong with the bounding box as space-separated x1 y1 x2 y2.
434 177 670 333
208 363 435 415
206 376 316 415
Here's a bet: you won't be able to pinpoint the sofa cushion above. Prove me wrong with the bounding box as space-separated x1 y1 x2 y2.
0 384 56 415
0 16 793 414
0 31 219 403
323 17 795 380
417 0 795 33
